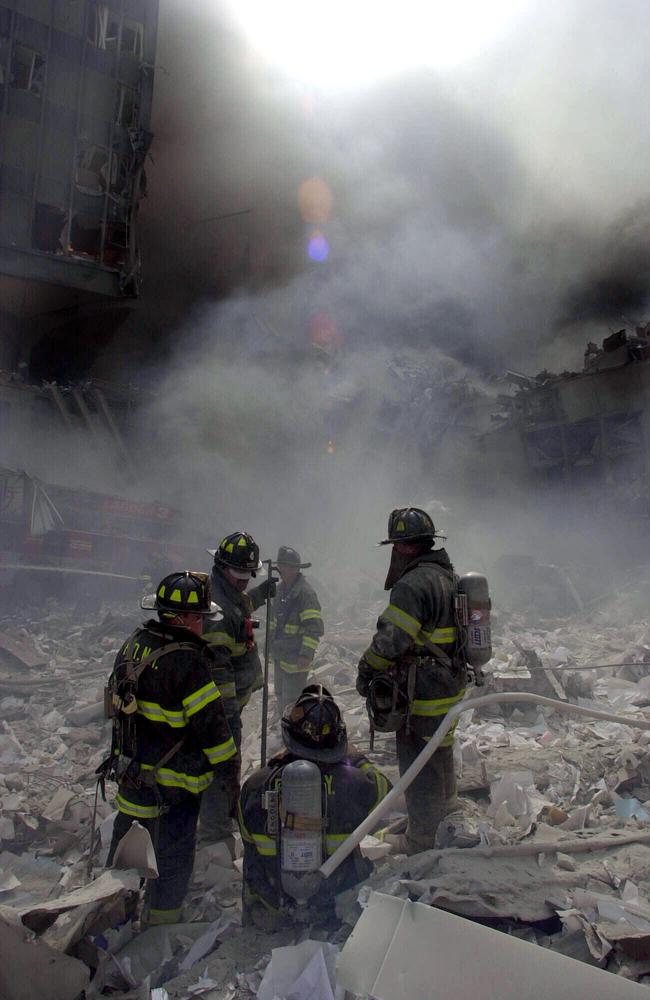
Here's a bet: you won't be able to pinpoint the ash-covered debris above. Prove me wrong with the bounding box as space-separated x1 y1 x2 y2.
1 581 650 995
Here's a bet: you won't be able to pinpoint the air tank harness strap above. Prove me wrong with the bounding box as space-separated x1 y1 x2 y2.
281 811 326 832
140 737 187 788
417 636 453 668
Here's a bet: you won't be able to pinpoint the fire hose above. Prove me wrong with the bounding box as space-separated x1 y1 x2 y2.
319 691 650 880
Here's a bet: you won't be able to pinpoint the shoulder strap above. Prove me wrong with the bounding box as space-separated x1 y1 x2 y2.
121 640 198 687
418 634 453 668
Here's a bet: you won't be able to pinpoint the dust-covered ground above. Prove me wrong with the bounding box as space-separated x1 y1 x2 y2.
1 563 650 996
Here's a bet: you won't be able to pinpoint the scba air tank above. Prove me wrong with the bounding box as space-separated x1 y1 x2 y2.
457 572 492 667
280 759 323 905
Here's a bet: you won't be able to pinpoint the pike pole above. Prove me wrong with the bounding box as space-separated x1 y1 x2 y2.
260 558 273 767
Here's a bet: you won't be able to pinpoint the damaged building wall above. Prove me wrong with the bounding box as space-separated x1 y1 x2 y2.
476 330 650 515
0 0 158 372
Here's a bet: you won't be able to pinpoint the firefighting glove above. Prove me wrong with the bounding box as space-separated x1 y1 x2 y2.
256 577 278 600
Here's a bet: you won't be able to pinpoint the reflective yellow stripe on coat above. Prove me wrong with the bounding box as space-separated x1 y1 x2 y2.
410 689 466 717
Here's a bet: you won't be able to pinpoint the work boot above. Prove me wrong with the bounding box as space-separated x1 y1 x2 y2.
383 832 409 854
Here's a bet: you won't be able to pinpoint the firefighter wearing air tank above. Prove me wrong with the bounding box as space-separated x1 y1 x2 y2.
104 572 237 925
200 531 275 842
357 508 484 854
238 685 390 929
271 546 324 715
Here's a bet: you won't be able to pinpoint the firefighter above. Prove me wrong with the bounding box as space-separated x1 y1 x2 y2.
238 684 390 929
105 571 237 925
271 546 324 716
199 531 276 842
356 507 467 855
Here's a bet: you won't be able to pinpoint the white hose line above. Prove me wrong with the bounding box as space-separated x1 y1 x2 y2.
319 691 650 879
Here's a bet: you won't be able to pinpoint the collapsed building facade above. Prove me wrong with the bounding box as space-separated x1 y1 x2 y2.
482 325 650 513
0 0 158 375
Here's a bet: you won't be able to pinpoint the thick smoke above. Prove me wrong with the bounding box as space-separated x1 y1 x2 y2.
87 0 650 590
108 0 650 372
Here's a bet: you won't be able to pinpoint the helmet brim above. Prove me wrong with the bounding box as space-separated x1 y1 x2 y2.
378 531 446 546
281 725 347 763
140 593 222 616
209 549 263 572
274 561 312 570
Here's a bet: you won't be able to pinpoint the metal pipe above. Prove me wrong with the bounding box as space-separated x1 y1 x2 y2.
260 558 273 767
541 662 648 673
319 691 650 879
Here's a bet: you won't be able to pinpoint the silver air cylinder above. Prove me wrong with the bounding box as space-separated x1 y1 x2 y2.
458 572 492 667
280 759 323 905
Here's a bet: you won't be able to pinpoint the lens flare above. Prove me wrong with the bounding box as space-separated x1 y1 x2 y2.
307 233 330 262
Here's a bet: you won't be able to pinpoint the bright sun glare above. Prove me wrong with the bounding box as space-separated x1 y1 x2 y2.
223 0 528 89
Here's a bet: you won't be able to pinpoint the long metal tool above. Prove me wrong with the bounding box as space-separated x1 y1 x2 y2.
320 691 650 880
260 558 274 768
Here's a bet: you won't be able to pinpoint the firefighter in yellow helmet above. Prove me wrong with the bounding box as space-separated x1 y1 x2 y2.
104 572 236 925
356 508 467 854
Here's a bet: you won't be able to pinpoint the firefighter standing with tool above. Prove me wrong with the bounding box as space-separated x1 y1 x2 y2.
238 684 390 929
104 571 237 925
200 531 276 842
356 507 467 855
271 546 324 716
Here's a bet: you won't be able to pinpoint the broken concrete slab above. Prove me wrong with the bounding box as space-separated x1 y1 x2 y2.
18 867 140 935
0 906 89 1000
0 630 47 670
338 891 650 999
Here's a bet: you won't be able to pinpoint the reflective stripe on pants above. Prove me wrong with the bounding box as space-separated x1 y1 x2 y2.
108 791 201 918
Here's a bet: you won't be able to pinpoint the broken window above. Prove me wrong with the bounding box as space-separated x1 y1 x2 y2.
10 45 46 98
87 3 119 50
115 84 138 128
109 155 128 196
120 19 144 59
75 144 109 194
69 213 101 259
32 203 66 253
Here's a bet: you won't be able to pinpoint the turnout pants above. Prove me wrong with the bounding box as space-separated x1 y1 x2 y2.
108 792 201 924
273 659 310 718
396 727 457 854
199 713 241 842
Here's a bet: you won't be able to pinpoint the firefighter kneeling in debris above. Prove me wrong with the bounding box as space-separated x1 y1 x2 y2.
238 685 390 930
356 507 468 855
103 571 237 925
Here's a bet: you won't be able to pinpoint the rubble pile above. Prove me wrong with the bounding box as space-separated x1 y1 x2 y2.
1 587 650 996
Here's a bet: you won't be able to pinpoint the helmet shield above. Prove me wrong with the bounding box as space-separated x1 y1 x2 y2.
281 684 347 763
